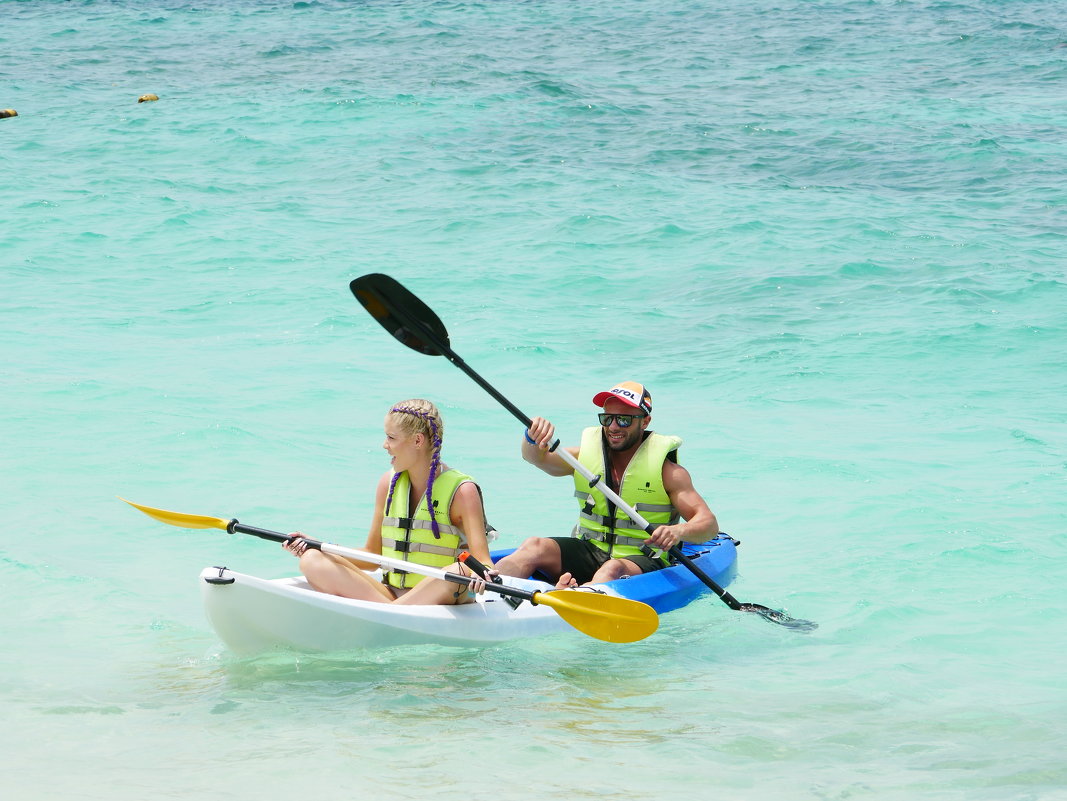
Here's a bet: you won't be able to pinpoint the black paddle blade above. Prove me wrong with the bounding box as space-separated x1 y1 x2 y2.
350 273 450 356
742 603 819 632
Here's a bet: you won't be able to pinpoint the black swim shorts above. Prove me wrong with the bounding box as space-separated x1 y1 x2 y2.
551 537 666 585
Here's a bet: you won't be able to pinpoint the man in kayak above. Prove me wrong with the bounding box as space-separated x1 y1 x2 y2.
494 381 719 588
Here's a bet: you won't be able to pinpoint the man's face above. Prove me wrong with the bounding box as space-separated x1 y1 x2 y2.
601 398 648 452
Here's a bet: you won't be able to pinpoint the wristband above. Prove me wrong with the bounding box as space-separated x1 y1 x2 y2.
524 429 536 445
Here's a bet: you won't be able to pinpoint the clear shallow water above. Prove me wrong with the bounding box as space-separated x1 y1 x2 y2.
2 1 1065 799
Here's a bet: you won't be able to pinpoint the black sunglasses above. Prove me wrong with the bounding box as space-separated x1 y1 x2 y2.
598 413 646 428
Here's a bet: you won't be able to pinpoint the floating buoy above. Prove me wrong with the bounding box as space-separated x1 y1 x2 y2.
137 94 159 103
0 109 17 119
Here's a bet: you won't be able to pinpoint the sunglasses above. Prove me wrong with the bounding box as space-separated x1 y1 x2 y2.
598 413 646 428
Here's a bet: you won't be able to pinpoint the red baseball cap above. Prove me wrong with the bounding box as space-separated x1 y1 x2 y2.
592 381 652 416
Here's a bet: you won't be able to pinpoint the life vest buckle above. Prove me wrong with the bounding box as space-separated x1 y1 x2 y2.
640 543 669 566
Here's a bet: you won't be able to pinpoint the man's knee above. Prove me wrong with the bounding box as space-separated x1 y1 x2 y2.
499 537 562 578
592 558 640 582
517 537 557 558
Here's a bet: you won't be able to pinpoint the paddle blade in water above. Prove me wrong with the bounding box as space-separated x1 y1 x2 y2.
119 498 230 532
534 590 659 644
350 273 450 356
743 603 819 632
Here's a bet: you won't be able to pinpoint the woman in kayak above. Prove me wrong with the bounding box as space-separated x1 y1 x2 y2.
283 398 493 604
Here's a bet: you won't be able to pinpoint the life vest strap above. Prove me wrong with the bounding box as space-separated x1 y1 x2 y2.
575 526 647 549
381 516 463 541
634 502 677 515
380 536 462 559
576 507 679 531
578 509 643 532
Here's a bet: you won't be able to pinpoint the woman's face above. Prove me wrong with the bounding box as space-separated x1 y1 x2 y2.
382 416 424 473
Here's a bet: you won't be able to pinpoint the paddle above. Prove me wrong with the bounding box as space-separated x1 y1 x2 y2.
350 273 817 632
120 497 658 644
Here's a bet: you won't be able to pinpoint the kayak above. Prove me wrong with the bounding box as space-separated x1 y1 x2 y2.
198 534 738 654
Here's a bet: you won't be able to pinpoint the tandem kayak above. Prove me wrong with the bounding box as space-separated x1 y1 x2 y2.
199 535 739 654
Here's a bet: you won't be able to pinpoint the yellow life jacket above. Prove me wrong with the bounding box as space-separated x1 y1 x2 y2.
572 426 682 562
380 468 472 589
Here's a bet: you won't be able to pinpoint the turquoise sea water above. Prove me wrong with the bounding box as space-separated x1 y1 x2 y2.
2 0 1065 798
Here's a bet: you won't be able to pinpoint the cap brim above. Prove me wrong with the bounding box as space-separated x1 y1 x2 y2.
592 391 641 409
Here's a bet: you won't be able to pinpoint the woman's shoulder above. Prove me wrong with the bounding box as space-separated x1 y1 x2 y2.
447 476 485 526
374 470 395 493
448 474 482 502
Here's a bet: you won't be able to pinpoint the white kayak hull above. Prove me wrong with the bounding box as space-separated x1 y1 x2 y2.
200 536 738 654
200 569 573 653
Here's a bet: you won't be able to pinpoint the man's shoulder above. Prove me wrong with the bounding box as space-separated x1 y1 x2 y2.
661 458 694 486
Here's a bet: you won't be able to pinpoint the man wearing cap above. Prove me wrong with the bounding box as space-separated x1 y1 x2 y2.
494 381 719 588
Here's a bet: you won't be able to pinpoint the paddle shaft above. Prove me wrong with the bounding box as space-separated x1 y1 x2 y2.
228 520 548 605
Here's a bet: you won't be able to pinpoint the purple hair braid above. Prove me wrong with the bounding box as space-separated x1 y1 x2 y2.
384 471 402 515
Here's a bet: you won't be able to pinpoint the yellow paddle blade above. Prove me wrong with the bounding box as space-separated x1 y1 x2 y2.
534 590 659 644
119 497 230 531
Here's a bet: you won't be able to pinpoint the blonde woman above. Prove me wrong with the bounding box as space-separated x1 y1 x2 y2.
285 399 492 604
